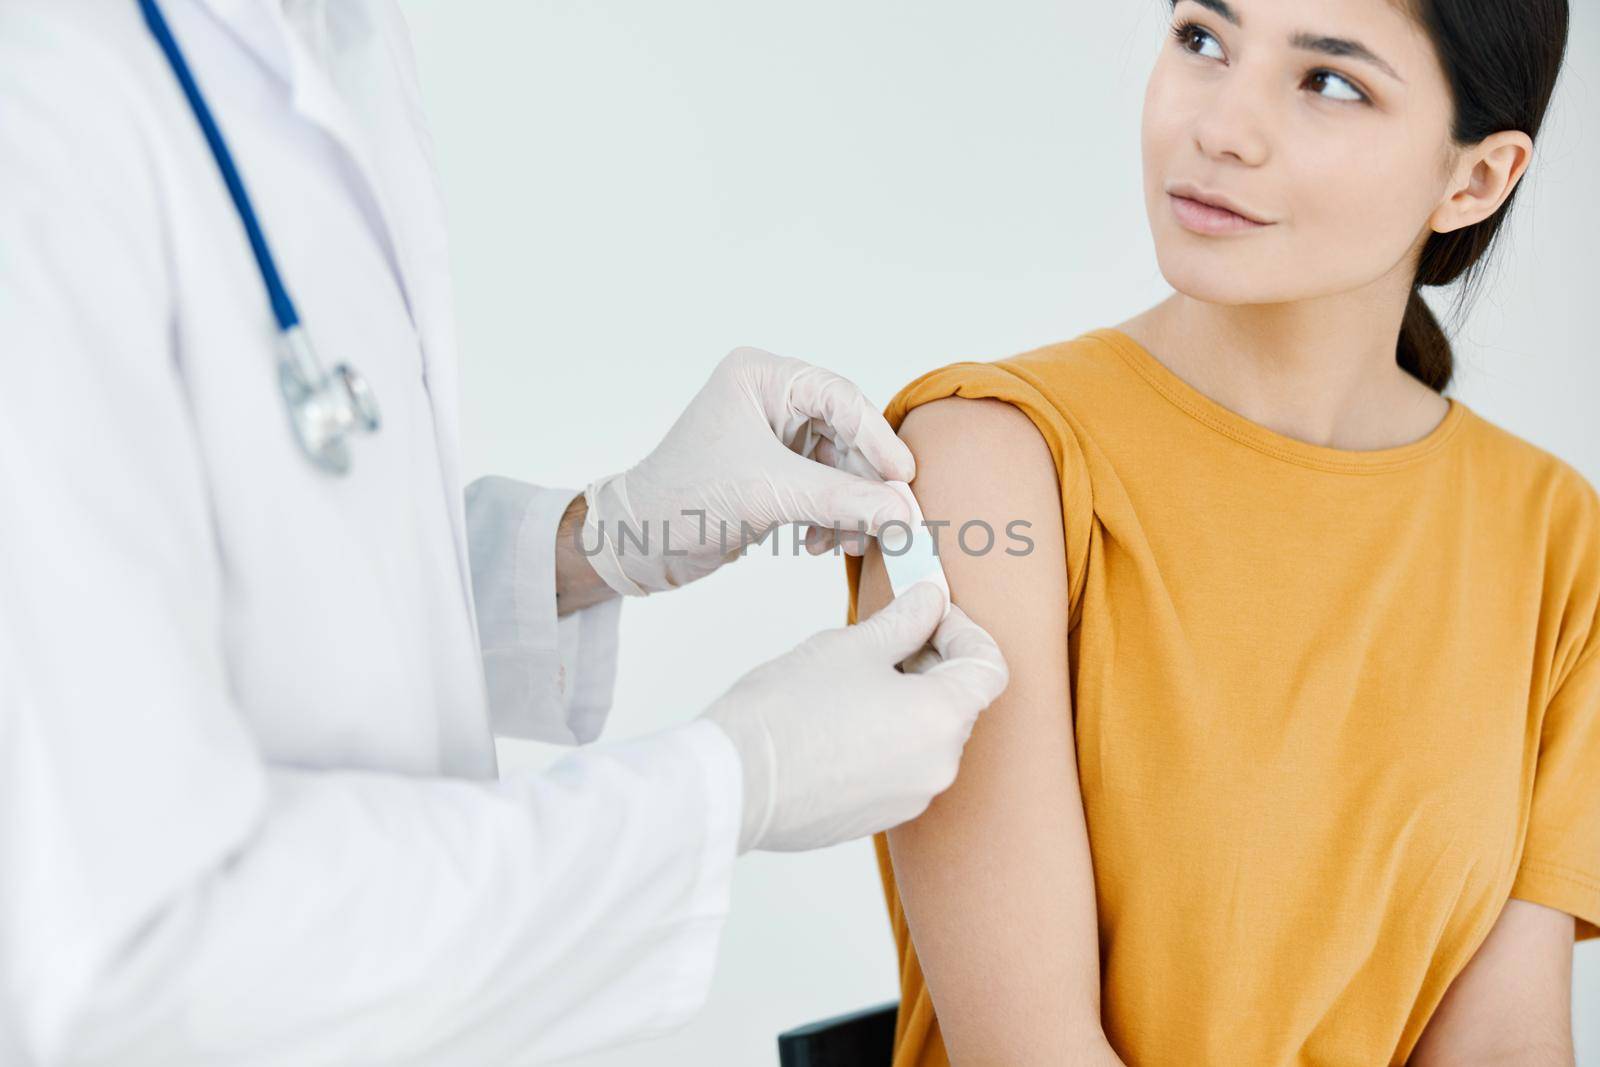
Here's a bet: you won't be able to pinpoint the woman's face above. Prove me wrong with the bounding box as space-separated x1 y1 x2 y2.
1141 0 1460 305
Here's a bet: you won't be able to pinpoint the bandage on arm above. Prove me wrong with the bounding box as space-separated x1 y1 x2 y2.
877 480 952 619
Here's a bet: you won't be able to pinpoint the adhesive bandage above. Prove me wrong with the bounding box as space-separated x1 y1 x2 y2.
877 480 952 620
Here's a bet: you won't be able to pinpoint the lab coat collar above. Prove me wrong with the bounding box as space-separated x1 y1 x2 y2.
193 0 295 91
192 0 420 319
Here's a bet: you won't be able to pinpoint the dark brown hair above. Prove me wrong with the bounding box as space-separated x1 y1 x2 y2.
1395 0 1569 392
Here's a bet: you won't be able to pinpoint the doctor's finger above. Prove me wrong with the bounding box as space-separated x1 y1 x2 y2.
897 643 943 675
845 580 946 666
923 607 1010 704
811 433 880 484
787 365 915 483
803 523 838 555
805 522 875 557
928 604 1005 665
776 453 910 542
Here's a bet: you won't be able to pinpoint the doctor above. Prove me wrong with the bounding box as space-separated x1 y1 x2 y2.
0 1 1010 1065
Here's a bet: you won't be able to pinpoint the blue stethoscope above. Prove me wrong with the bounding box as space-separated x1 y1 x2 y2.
139 0 381 476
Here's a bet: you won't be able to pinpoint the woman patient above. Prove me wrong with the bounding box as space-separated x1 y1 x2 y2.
845 0 1594 1064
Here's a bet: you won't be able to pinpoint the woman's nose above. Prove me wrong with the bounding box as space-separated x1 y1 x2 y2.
1190 70 1272 167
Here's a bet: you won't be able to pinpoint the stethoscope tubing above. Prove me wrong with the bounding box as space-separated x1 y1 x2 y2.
137 0 301 333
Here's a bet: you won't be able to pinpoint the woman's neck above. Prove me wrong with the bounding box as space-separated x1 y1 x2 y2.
1115 288 1451 453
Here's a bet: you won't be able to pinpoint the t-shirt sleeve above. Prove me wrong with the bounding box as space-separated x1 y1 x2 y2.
1509 612 1600 941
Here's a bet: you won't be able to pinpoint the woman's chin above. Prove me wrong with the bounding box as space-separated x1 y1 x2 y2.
1150 241 1296 306
1155 264 1269 306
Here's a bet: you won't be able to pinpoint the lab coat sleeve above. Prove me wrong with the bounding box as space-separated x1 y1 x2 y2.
0 18 741 1066
465 475 626 745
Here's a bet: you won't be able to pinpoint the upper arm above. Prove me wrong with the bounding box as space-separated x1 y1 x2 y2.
1407 897 1575 1066
859 396 1108 1062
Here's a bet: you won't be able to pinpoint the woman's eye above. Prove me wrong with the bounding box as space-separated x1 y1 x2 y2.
1306 69 1370 104
1169 18 1372 106
1169 19 1224 60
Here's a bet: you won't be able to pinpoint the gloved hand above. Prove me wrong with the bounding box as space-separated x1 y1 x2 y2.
700 581 1009 853
581 346 916 597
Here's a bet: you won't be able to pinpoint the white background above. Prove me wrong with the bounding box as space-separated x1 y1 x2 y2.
398 1 1598 1062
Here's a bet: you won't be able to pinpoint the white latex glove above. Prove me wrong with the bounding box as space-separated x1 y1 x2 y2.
582 347 916 597
700 581 1009 853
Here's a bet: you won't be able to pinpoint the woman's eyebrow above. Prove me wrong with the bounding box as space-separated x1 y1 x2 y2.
1289 30 1405 82
1182 0 1243 26
1179 0 1406 83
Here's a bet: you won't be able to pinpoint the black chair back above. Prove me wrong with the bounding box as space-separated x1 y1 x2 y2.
776 1001 898 1066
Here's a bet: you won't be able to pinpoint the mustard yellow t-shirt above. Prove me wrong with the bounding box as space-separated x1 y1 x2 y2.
843 327 1600 1067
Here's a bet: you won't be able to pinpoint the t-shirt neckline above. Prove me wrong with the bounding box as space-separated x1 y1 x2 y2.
1089 326 1469 475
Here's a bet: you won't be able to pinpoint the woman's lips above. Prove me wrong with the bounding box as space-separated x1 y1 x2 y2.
1169 193 1273 235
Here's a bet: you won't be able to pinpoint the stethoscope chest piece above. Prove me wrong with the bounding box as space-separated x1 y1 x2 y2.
279 326 382 476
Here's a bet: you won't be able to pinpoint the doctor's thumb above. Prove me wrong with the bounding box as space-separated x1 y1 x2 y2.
846 581 946 666
923 604 1011 705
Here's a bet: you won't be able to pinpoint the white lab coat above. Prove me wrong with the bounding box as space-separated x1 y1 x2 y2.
0 0 742 1064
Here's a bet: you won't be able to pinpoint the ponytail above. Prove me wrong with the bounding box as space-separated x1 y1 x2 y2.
1384 0 1570 394
1397 286 1453 395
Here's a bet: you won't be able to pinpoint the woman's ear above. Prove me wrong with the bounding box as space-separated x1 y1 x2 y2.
1429 129 1533 234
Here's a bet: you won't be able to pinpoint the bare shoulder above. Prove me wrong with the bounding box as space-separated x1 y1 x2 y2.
856 394 1066 626
891 395 1067 618
900 394 1052 452
897 396 1061 514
